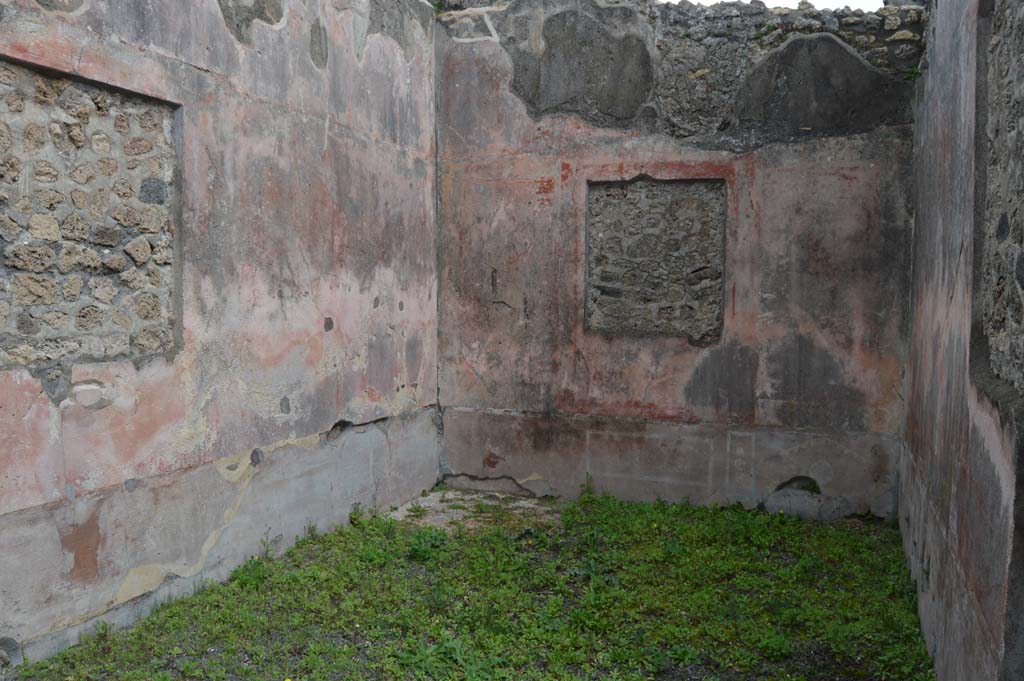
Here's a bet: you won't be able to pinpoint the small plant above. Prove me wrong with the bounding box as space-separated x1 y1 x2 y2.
407 526 447 562
669 643 700 666
349 502 365 526
231 556 270 590
755 630 792 660
903 67 923 81
259 528 273 559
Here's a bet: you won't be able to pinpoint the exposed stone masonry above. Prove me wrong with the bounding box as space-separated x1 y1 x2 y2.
0 59 176 374
586 178 725 344
651 1 925 139
439 0 925 141
979 0 1024 392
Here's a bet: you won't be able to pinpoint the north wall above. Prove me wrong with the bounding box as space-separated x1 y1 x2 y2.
437 0 919 519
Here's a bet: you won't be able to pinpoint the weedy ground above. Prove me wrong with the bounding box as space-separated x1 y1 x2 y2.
13 489 933 680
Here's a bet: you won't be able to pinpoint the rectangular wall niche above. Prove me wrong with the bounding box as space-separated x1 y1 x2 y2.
0 59 177 369
586 177 726 345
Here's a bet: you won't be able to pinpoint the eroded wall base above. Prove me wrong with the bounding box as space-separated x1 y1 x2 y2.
442 408 898 519
899 447 1006 681
0 407 441 666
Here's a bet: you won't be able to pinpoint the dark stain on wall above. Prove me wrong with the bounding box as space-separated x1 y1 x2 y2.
405 335 423 382
684 342 759 422
727 33 912 141
369 0 435 61
505 9 655 127
768 334 866 431
34 0 84 12
216 0 285 45
310 18 329 70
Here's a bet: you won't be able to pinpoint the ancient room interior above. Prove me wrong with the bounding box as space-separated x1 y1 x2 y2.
0 0 1021 678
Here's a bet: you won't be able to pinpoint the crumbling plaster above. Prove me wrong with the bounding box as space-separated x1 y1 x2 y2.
0 0 440 664
899 0 1024 676
3 0 1022 679
435 0 915 521
439 0 924 142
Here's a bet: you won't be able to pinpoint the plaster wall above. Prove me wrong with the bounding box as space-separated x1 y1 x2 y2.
900 0 1024 675
4 0 1022 676
0 0 440 663
436 0 915 517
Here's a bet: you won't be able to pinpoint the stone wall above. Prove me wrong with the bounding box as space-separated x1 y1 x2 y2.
440 0 924 143
0 0 439 665
585 178 726 344
652 1 925 141
980 0 1024 671
978 0 1024 392
900 0 1022 675
6 0 1023 678
0 60 177 399
437 0 914 517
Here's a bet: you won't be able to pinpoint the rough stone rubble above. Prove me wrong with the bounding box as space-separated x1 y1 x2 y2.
0 60 176 393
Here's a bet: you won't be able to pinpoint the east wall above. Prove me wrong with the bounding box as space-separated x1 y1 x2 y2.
901 0 1024 676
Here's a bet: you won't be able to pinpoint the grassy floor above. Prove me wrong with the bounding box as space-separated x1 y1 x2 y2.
14 491 933 680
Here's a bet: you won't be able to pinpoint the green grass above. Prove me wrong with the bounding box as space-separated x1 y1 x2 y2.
15 493 933 680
